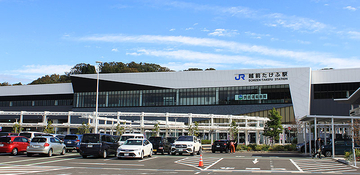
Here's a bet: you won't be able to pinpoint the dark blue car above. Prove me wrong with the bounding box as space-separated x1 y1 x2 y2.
64 134 82 152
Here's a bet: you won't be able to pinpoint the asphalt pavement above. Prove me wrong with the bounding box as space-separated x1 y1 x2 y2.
0 151 359 175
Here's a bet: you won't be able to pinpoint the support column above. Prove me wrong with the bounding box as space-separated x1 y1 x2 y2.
19 111 24 132
282 129 285 145
210 115 214 144
309 122 312 157
332 118 335 158
245 119 249 145
351 118 356 167
304 123 307 154
140 112 144 134
165 113 169 137
314 118 317 148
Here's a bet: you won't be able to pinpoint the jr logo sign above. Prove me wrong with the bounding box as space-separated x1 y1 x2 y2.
235 74 245 80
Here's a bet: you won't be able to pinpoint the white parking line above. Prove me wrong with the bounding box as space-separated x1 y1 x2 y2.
138 156 158 162
290 159 303 172
74 162 145 166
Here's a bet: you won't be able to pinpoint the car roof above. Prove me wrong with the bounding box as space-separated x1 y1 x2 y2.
127 138 145 141
121 134 144 136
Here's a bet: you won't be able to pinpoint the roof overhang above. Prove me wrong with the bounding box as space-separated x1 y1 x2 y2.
334 87 360 105
300 115 360 123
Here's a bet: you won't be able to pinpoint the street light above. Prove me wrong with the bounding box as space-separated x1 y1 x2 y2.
95 61 102 133
174 118 177 137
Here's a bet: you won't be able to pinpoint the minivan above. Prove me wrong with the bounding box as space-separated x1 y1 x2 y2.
19 132 46 140
80 133 119 158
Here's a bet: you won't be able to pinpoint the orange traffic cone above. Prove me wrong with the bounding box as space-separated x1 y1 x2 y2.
198 154 204 167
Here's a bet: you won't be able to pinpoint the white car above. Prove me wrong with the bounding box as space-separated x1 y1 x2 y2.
118 133 145 146
171 136 202 156
117 138 152 159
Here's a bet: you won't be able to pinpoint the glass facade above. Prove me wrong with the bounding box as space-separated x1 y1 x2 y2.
0 99 72 107
74 84 292 108
314 82 360 99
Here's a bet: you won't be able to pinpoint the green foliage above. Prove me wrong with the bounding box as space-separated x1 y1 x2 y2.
77 122 91 134
12 82 22 86
229 121 238 140
152 122 160 137
236 144 249 151
12 123 22 133
201 140 211 144
205 68 216 71
263 108 284 144
115 123 125 136
30 74 71 84
100 61 172 73
43 121 55 134
0 82 10 86
188 122 199 136
344 149 360 161
68 63 96 75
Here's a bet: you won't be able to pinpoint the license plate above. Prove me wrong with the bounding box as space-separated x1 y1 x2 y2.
0 144 3 147
87 145 93 148
33 145 40 148
216 145 220 147
124 153 129 156
67 141 71 144
153 149 157 152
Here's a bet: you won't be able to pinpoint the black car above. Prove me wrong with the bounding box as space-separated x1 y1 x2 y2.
149 136 171 154
166 137 177 144
80 133 119 158
212 140 230 153
322 140 357 157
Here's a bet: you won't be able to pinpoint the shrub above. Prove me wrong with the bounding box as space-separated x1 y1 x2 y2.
236 144 248 151
201 140 211 144
255 145 262 151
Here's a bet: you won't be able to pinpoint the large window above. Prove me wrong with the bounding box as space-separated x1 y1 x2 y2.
314 82 360 99
74 84 292 108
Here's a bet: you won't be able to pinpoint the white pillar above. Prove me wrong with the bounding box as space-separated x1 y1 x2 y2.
314 118 317 148
309 122 312 157
140 112 144 134
165 113 169 137
351 118 356 167
304 123 307 154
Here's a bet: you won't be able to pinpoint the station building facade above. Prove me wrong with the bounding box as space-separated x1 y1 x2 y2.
0 67 359 131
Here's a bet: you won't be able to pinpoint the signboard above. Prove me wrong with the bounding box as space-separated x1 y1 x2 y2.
235 71 288 82
288 127 291 130
235 94 268 101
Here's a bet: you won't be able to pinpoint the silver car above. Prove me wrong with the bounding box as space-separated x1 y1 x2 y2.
27 136 66 157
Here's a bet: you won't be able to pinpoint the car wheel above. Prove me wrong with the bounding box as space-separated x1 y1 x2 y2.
154 152 157 155
27 153 33 157
225 148 229 153
61 148 66 155
197 147 202 155
301 147 305 153
171 152 176 155
11 148 18 156
117 157 122 159
179 153 182 155
140 151 144 159
161 150 165 155
325 151 332 157
77 150 80 153
212 150 215 153
149 150 153 157
82 155 87 158
47 149 53 157
102 150 107 159
168 150 171 155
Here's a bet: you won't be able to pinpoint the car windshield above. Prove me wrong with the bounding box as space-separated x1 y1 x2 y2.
65 135 78 140
19 133 31 138
214 141 226 144
0 137 11 142
124 140 143 145
120 136 134 141
149 137 162 143
31 138 46 143
82 134 100 143
167 137 176 143
177 136 193 141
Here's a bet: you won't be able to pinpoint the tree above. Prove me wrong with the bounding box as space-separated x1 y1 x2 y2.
77 122 91 134
115 123 125 136
152 122 160 136
12 82 22 86
12 123 22 133
263 108 283 145
184 68 203 71
0 82 10 86
43 121 55 134
67 63 96 75
352 119 360 146
205 68 216 71
30 74 71 84
229 121 238 140
188 122 199 137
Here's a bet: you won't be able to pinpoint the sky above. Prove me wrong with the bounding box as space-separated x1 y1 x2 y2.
1 0 360 84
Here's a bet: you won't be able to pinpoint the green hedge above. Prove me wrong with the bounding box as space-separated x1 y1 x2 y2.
235 144 296 151
201 140 211 144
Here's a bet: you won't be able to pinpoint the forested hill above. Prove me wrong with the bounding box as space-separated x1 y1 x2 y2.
1 61 215 86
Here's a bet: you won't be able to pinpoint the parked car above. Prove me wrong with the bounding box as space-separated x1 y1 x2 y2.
54 134 65 141
171 136 202 156
0 132 18 136
212 140 230 153
149 136 171 154
19 132 47 140
297 139 329 153
0 136 29 155
64 134 82 152
117 138 153 159
26 136 66 157
118 133 145 146
322 140 357 157
166 137 177 145
80 133 119 158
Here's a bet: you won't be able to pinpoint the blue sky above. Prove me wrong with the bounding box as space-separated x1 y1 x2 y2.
1 0 360 84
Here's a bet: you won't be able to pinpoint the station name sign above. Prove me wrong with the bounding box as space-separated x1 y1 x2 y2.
235 94 268 101
235 71 288 82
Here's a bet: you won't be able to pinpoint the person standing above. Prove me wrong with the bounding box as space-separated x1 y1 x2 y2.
229 140 235 153
314 138 322 159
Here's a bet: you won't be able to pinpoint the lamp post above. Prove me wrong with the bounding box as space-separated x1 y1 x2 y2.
95 61 102 133
174 118 177 137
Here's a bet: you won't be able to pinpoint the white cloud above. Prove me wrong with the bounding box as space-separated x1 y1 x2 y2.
112 48 118 52
296 40 311 45
348 31 360 39
169 28 175 31
126 49 286 67
185 27 194 30
193 23 198 26
202 28 210 32
209 29 239 37
78 34 360 68
344 6 357 11
244 31 270 39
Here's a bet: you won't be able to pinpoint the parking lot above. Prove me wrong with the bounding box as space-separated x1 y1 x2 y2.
0 152 359 175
